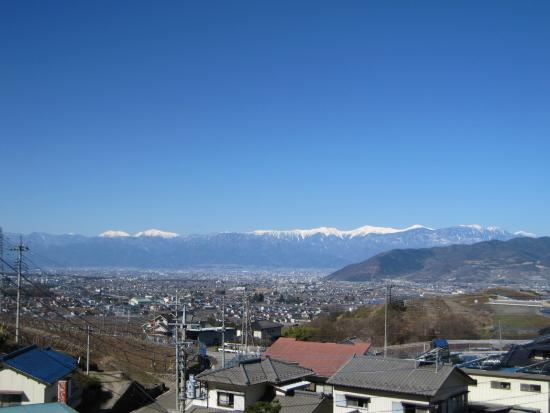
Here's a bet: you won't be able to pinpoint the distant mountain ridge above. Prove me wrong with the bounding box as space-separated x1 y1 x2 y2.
3 224 524 269
326 236 550 283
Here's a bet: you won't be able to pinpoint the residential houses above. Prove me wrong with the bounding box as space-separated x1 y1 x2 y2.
327 357 474 413
464 369 550 413
0 345 79 407
189 356 317 411
264 337 371 393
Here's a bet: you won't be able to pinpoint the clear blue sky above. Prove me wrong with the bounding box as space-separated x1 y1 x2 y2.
1 1 549 236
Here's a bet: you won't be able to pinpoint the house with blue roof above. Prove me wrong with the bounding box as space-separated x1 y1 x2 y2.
0 402 79 413
0 345 79 407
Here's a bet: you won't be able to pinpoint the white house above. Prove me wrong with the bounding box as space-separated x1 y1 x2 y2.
463 368 550 413
0 345 79 407
189 356 315 411
327 357 475 413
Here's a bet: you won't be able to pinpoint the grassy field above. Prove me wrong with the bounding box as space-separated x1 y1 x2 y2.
300 290 550 345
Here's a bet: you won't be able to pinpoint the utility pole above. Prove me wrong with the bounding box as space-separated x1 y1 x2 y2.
499 320 503 343
174 304 194 413
12 237 28 344
86 325 91 375
240 296 245 355
175 323 180 412
174 291 180 411
383 284 394 358
243 295 249 354
221 294 226 368
182 304 186 339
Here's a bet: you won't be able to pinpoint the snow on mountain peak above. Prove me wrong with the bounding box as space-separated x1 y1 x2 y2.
134 229 179 239
459 224 506 233
252 224 431 239
514 230 537 238
99 230 131 238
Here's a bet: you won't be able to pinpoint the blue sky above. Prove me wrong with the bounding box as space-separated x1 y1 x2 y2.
1 1 549 236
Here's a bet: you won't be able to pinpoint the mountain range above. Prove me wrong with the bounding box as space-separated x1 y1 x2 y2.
326 236 550 283
2 224 526 269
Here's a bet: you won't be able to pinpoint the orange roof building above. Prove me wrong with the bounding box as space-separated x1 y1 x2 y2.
263 337 371 378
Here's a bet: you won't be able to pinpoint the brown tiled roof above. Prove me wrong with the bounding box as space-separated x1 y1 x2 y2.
263 337 371 378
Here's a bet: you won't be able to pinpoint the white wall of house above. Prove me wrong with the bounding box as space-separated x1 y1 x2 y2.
315 383 333 394
209 388 245 411
191 383 266 411
467 373 550 413
0 368 47 405
333 387 429 413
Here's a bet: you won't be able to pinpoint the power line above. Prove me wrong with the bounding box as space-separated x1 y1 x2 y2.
0 257 175 368
2 251 176 360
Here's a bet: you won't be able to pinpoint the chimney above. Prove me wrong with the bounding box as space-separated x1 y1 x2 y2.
57 380 68 404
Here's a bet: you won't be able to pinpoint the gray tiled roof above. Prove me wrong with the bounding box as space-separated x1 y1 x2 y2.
196 357 313 386
327 357 473 397
275 391 332 413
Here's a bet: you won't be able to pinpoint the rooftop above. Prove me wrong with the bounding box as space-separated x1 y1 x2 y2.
264 337 371 377
275 390 332 413
0 403 78 413
196 356 313 386
327 357 475 397
0 345 77 385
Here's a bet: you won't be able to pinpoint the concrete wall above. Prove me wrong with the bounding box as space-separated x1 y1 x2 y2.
468 373 550 413
0 368 46 405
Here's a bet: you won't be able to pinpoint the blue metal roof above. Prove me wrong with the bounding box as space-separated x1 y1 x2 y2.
432 338 449 348
0 402 78 413
0 345 77 385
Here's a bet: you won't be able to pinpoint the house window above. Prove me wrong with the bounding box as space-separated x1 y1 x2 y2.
217 392 234 407
403 403 430 413
491 381 511 390
346 396 371 409
520 384 541 393
0 394 23 407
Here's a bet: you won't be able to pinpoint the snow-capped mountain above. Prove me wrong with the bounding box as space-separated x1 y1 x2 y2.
99 230 131 238
7 224 526 269
251 224 429 239
99 229 179 238
134 229 179 239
